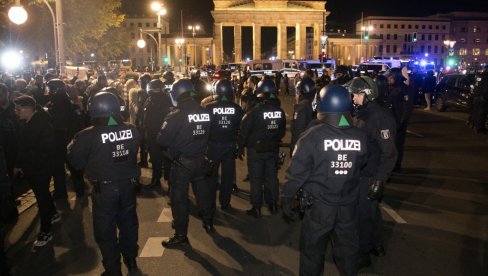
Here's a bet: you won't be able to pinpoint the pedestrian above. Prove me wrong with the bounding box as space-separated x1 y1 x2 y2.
237 79 286 218
345 76 398 268
134 74 151 167
282 84 368 276
290 76 316 156
240 75 259 113
67 91 141 275
13 95 60 248
204 79 243 210
422 70 436 111
332 65 353 85
143 79 174 189
283 73 290 96
387 68 413 172
158 79 215 248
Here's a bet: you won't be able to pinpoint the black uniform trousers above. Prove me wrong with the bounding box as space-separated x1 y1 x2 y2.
357 177 383 254
26 172 56 233
147 136 163 181
170 156 213 236
207 141 235 208
300 202 359 276
395 121 408 169
52 149 68 199
91 179 139 273
246 148 279 208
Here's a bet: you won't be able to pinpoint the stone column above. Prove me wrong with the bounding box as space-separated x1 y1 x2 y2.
213 22 223 65
234 24 242 62
277 23 287 59
295 23 307 59
313 23 320 59
253 23 261 60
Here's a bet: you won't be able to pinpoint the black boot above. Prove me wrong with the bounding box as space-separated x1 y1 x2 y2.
162 234 189 248
123 257 138 272
268 203 278 214
146 178 161 189
246 207 261 218
202 223 216 234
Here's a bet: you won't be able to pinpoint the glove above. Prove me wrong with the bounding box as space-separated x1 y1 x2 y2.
282 199 295 224
235 147 245 161
367 179 384 201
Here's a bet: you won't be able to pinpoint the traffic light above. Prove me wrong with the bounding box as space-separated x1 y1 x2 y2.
447 57 456 66
364 30 369 40
163 56 169 64
412 32 417 42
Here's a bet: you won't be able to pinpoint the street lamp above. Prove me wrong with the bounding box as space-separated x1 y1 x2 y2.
8 1 28 25
137 29 160 71
150 1 167 69
360 25 373 61
443 39 456 68
188 24 200 67
175 38 185 73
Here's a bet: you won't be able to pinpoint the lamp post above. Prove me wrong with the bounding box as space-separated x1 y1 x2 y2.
360 25 373 62
188 24 200 67
443 39 456 68
8 0 65 74
150 1 167 70
137 29 161 71
175 38 185 73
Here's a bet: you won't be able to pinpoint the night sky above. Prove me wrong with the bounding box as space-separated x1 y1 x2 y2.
122 0 488 33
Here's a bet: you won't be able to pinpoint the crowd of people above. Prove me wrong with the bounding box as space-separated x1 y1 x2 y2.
0 63 487 275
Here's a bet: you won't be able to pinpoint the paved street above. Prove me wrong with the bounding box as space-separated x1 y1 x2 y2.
3 95 488 276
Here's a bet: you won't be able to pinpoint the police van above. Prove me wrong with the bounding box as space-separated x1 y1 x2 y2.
247 59 284 78
367 56 401 68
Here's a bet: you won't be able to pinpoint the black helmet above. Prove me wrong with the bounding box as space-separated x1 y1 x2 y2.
255 78 277 95
335 65 349 76
88 92 120 118
296 77 315 95
146 79 164 94
162 71 174 83
344 76 379 101
213 79 234 97
46 79 66 95
99 86 121 97
315 84 352 113
138 74 151 88
170 79 195 102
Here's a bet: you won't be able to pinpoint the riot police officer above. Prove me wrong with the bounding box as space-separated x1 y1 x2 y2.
143 79 173 189
282 84 368 276
205 79 243 210
135 74 151 167
332 65 353 85
345 76 398 268
237 79 286 217
290 76 316 155
161 71 176 182
67 91 141 275
158 79 214 248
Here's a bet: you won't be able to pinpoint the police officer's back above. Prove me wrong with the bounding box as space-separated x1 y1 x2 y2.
67 92 141 275
290 77 316 155
204 79 243 209
282 84 367 276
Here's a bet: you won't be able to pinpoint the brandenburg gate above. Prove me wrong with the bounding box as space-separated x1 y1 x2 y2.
211 0 329 65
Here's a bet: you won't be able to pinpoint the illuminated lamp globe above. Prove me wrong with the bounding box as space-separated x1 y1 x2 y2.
137 39 146 49
8 5 28 25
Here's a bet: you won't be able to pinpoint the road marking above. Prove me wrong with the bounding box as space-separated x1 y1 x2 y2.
380 203 407 224
139 237 168 257
157 208 173 222
406 130 424 138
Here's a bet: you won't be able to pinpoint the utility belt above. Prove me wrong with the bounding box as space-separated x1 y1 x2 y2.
172 154 214 177
89 177 138 193
252 140 279 153
297 188 314 213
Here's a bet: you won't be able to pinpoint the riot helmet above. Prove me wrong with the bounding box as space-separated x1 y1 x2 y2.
314 84 353 128
88 91 121 118
296 77 315 95
213 79 234 98
344 76 379 103
386 67 406 85
170 79 195 104
162 71 175 83
255 78 277 98
190 69 201 80
46 79 67 95
146 79 164 94
138 74 151 89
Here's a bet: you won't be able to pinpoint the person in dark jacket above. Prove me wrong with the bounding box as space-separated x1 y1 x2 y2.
204 79 243 210
422 70 436 111
67 91 141 275
190 70 211 102
143 79 174 189
134 74 151 167
471 69 488 134
237 79 286 218
13 95 59 248
387 68 413 172
282 84 368 276
158 79 215 248
240 75 259 113
346 76 398 268
0 84 19 179
290 77 317 156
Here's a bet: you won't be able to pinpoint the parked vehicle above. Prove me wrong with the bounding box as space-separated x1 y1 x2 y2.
434 74 475 112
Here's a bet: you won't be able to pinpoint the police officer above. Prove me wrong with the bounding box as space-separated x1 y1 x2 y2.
158 79 214 248
190 69 211 102
205 79 243 210
237 79 286 217
67 91 141 275
135 74 151 167
387 68 412 172
161 71 176 182
143 79 173 189
332 65 353 85
282 84 368 276
290 76 316 156
345 76 398 268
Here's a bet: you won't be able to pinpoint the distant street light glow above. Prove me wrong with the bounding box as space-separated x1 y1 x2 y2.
1 50 23 70
8 5 28 25
137 39 146 48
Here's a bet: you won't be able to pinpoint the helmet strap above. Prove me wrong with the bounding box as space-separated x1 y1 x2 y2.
317 112 352 128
